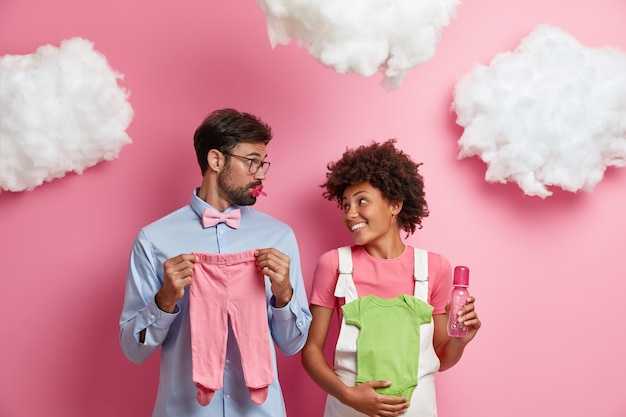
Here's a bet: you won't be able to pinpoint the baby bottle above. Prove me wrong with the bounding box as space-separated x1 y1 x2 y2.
447 265 470 337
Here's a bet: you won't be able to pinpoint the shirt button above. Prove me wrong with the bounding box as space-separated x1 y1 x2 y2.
150 314 156 320
225 359 230 364
225 394 231 399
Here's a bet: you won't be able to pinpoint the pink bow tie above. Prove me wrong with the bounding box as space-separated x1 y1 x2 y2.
202 208 241 229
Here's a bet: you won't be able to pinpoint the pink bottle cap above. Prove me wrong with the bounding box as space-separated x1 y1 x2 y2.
453 266 469 286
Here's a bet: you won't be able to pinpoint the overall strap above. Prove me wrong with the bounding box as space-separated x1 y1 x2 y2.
334 246 358 302
413 248 429 302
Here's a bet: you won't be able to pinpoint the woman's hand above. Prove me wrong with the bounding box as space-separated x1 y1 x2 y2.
343 380 409 417
457 295 481 345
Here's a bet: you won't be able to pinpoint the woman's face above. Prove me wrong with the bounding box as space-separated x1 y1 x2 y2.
341 181 401 246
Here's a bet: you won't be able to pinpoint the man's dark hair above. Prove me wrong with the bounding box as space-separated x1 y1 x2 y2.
193 108 272 175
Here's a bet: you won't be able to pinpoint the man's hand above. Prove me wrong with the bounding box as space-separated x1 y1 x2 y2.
255 248 293 308
156 253 198 313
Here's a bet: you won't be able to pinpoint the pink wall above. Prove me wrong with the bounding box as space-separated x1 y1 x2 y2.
1 0 625 416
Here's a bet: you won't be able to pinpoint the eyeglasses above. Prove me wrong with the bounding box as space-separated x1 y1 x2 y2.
223 153 271 175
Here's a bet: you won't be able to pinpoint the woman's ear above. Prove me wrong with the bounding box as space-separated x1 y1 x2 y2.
391 201 403 216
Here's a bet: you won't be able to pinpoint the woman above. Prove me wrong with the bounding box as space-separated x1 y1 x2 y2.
302 139 480 417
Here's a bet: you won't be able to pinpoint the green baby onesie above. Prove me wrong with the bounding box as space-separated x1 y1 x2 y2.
341 294 434 398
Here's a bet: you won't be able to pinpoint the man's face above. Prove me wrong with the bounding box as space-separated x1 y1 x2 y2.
218 142 268 206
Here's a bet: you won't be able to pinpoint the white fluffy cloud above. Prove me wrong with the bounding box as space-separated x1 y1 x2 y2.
452 25 626 198
257 0 460 89
0 37 133 192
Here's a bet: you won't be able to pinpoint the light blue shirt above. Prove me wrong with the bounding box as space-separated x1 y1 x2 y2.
119 189 312 417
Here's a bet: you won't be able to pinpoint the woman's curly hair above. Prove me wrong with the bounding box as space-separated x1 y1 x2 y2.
321 139 429 236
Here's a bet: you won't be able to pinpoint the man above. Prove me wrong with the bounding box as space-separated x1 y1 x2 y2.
119 108 312 417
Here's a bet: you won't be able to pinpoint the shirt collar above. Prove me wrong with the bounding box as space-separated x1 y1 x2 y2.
189 187 241 221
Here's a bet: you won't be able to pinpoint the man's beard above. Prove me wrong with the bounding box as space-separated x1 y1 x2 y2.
217 168 258 206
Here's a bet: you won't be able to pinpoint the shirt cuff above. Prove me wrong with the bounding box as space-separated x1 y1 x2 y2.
136 297 179 342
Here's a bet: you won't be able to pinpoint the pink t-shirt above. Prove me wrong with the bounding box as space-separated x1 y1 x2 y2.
310 245 452 316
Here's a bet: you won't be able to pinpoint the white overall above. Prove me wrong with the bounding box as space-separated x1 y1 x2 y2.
323 246 440 417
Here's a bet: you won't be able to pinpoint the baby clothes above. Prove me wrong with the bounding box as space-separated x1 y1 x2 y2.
189 250 273 406
342 294 433 399
324 246 440 417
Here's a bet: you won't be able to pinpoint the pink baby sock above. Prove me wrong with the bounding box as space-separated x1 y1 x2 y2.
196 385 215 406
248 386 269 405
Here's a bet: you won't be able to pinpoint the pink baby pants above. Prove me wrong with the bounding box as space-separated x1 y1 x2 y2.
189 250 273 406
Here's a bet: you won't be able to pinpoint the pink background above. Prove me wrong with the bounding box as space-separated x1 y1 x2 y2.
1 0 625 416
